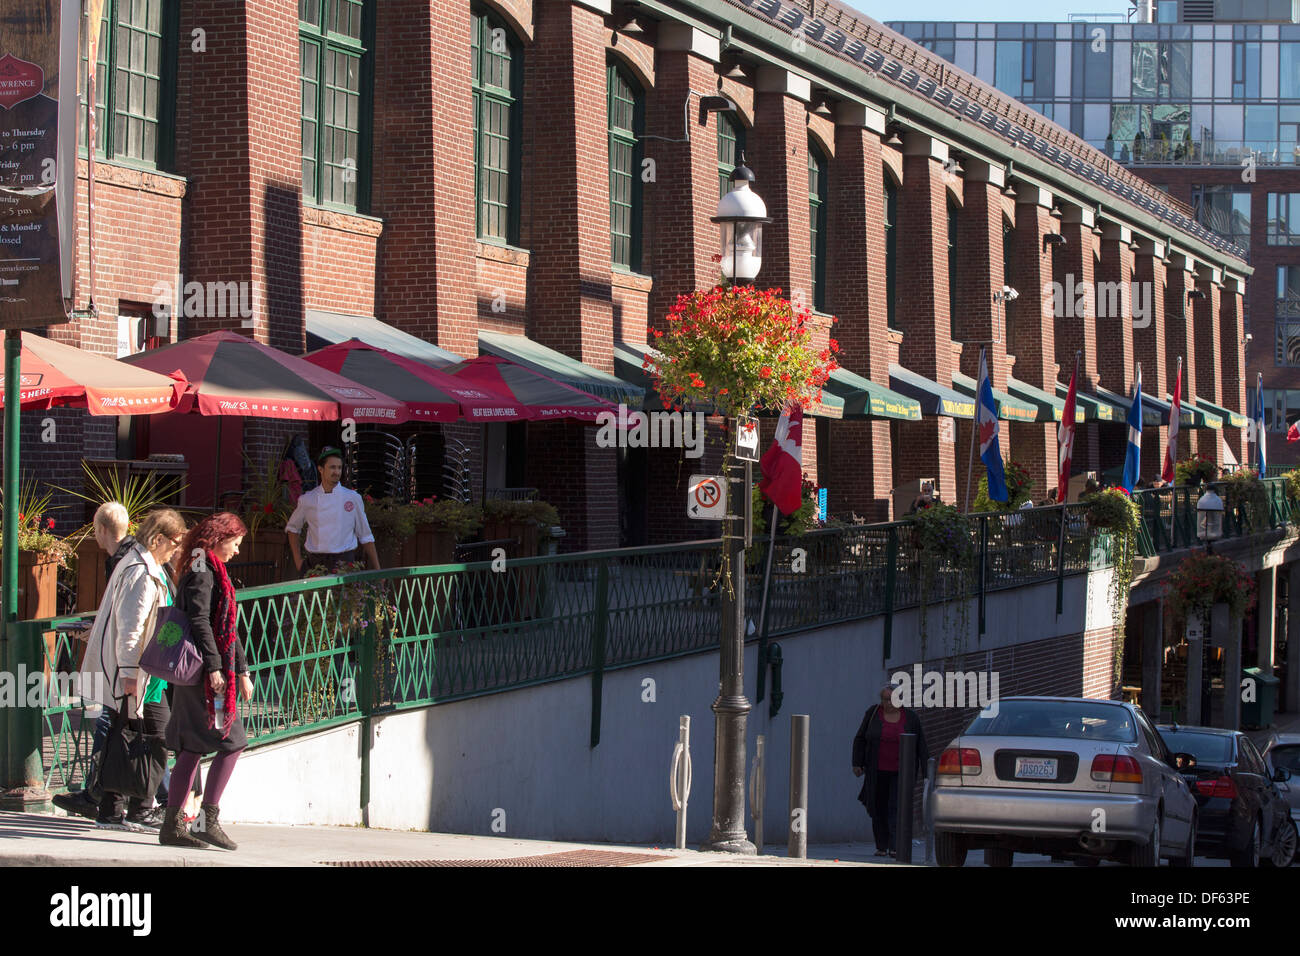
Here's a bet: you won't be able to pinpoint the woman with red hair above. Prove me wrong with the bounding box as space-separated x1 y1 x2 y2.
159 511 252 851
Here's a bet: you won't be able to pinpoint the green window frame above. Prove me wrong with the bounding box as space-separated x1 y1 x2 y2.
608 62 643 271
472 7 522 244
884 175 898 330
717 112 746 200
78 0 177 169
808 139 827 313
300 0 372 211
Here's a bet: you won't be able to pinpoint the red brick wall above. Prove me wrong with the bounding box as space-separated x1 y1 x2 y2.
1220 288 1247 464
1194 277 1222 466
1135 251 1170 480
1165 263 1199 459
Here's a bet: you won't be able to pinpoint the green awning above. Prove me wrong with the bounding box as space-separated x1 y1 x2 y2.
825 366 921 420
1193 397 1247 430
951 371 1039 423
1056 382 1118 422
306 310 463 367
1166 394 1222 429
888 364 975 419
1093 385 1167 428
1009 376 1084 423
481 331 644 406
613 341 844 418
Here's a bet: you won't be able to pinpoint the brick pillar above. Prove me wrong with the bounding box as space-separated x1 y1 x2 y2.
893 133 956 504
1134 240 1170 481
954 161 1011 508
1004 185 1057 499
751 66 817 485
1193 270 1223 467
1096 223 1137 475
520 0 621 550
1220 275 1248 464
824 105 892 520
1165 253 1199 459
1054 206 1099 474
188 0 304 350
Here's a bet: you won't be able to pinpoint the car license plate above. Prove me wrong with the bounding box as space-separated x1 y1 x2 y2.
1015 757 1058 780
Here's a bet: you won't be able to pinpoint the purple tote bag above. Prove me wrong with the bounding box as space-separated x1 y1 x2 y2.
139 605 204 686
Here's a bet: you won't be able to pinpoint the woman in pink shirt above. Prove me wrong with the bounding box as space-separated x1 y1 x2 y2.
852 682 929 857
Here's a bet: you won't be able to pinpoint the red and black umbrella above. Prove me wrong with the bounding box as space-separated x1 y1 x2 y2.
0 332 184 415
443 355 617 423
122 330 409 423
302 340 526 422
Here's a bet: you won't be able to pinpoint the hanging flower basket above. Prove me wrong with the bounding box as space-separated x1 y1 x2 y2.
1174 452 1218 487
1163 551 1257 631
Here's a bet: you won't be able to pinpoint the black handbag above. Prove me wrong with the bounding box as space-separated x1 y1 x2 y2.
99 699 166 801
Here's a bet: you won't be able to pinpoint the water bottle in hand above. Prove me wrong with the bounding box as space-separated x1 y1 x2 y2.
213 694 226 730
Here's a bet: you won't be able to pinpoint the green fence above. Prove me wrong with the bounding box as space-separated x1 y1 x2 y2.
15 484 1294 793
1132 478 1298 557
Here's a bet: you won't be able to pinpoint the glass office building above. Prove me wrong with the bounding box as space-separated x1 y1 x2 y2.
891 10 1300 462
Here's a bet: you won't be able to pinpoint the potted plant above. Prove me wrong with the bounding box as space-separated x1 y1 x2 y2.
973 459 1035 512
1174 452 1218 487
1218 467 1270 532
2 479 71 676
363 495 420 568
408 497 483 566
241 452 293 581
1163 551 1258 638
481 498 560 560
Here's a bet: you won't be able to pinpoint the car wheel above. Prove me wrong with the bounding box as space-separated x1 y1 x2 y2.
1263 819 1297 868
1169 814 1196 868
935 830 967 868
984 847 1013 867
1129 815 1161 867
1231 817 1261 868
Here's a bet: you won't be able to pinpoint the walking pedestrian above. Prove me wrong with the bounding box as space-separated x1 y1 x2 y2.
285 446 380 575
852 682 929 857
160 512 253 851
80 508 188 831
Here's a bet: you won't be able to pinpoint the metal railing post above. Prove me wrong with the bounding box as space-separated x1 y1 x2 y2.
670 715 692 850
1055 505 1067 616
748 734 766 853
882 527 897 665
787 714 809 858
358 596 377 825
896 732 917 864
590 560 609 748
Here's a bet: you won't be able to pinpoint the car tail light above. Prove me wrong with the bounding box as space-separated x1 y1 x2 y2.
1196 775 1238 799
1091 754 1143 784
938 747 981 775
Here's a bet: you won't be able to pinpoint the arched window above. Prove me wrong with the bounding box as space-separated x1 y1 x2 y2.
300 0 371 209
472 6 522 243
808 140 828 313
608 62 644 271
884 175 898 330
717 112 746 200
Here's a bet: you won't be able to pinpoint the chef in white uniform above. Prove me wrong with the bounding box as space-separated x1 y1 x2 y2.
286 446 381 575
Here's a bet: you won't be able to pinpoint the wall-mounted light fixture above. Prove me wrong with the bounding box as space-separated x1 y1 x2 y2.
1043 233 1066 251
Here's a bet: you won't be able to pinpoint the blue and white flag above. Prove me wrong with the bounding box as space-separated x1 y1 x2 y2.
1120 366 1143 494
1255 372 1267 477
978 348 1008 503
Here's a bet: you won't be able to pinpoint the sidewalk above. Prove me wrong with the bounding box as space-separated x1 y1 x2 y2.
0 811 887 867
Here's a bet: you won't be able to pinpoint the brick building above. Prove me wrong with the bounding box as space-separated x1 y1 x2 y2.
23 0 1250 550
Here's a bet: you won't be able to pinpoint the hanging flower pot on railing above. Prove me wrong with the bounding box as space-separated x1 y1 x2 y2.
1218 468 1271 532
1174 452 1218 489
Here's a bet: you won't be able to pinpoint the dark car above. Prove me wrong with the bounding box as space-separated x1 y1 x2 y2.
1158 725 1297 867
1261 733 1300 827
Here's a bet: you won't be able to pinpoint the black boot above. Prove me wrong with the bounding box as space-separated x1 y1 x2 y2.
195 804 238 851
159 806 206 849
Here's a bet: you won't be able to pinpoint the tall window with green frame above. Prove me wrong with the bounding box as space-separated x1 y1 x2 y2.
300 0 370 210
884 175 898 330
608 63 643 271
808 140 827 313
947 200 959 335
79 0 177 168
717 112 746 199
472 8 522 244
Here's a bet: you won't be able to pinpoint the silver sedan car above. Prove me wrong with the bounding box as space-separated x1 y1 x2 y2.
931 696 1199 867
1262 733 1300 824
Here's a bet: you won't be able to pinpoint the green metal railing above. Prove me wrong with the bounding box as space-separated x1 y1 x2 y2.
14 482 1298 793
1132 478 1298 558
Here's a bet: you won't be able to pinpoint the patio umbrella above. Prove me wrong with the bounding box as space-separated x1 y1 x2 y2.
121 330 409 423
0 332 185 415
443 355 618 423
301 340 527 422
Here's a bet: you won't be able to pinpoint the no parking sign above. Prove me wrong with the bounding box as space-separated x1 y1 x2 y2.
688 474 727 520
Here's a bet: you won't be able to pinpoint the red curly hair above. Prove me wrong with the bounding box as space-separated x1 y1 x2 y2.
180 511 248 575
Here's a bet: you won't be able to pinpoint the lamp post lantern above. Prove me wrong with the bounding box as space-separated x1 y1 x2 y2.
1196 487 1224 550
702 161 769 854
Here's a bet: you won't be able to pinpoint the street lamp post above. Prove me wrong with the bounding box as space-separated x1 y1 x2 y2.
1196 487 1224 552
702 161 768 854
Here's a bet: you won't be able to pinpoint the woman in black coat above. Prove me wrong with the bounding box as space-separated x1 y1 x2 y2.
160 512 252 851
852 683 928 857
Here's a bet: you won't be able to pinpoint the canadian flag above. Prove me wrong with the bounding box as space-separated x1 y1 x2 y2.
759 405 804 515
1163 359 1181 484
1058 359 1078 503
1288 421 1299 443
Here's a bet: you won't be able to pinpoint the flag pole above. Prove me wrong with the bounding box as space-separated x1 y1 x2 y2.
755 499 779 704
964 346 985 513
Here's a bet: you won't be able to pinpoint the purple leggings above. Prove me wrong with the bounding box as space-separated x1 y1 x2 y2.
167 750 242 808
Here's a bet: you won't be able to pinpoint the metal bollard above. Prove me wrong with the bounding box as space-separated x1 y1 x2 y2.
895 732 916 864
669 715 692 850
748 734 766 853
788 714 809 858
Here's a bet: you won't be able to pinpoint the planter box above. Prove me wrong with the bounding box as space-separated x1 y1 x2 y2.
20 551 61 677
412 524 457 567
246 528 290 583
75 538 109 614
